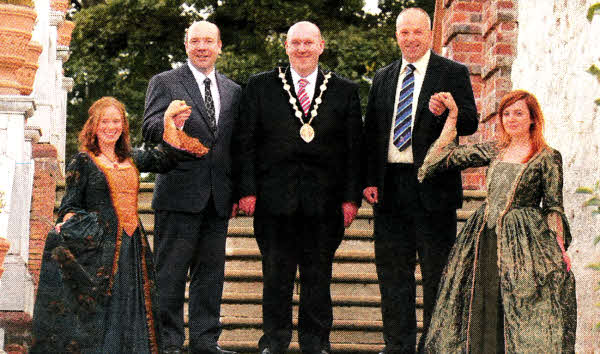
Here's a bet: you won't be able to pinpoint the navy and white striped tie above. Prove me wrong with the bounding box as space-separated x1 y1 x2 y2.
393 64 415 151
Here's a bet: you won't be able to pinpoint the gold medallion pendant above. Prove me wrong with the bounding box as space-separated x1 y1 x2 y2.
299 124 315 143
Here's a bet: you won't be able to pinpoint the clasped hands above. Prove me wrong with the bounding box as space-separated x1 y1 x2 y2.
363 92 458 205
165 100 192 128
238 196 359 228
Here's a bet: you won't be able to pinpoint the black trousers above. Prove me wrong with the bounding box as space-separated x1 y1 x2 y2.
374 164 457 354
153 201 229 352
254 209 344 354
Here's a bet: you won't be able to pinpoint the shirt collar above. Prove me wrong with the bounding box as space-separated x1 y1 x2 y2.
401 49 431 75
290 66 319 86
187 60 217 85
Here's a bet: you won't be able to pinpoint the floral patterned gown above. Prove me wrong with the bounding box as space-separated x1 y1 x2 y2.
418 141 576 353
31 118 207 353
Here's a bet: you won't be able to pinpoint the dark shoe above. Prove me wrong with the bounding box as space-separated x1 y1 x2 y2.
163 346 184 354
201 346 238 354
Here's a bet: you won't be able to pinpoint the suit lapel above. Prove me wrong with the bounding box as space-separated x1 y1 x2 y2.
383 60 403 133
215 71 233 137
413 52 442 131
308 69 325 115
178 64 214 137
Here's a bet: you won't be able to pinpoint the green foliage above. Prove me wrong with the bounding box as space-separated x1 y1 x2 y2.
65 0 190 157
0 0 34 7
587 64 600 106
65 0 433 158
587 2 600 22
578 179 600 321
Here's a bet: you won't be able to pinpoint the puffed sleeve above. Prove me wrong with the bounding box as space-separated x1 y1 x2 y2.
541 149 572 249
57 153 90 221
133 114 210 173
418 139 499 182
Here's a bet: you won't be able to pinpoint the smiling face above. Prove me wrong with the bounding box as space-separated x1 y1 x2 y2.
501 99 532 139
285 22 324 77
185 21 222 75
96 105 124 147
395 9 433 63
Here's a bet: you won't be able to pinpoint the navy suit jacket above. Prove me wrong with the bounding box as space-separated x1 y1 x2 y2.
142 64 241 217
363 52 478 211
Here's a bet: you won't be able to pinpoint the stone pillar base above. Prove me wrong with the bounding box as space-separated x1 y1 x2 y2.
0 311 32 354
0 255 34 314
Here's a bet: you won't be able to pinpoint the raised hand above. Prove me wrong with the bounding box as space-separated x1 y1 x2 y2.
165 100 192 128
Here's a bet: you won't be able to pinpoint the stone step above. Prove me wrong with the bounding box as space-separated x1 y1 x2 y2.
54 182 482 350
216 293 424 321
182 318 424 349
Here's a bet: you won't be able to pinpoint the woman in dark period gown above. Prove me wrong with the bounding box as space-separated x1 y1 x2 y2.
419 90 576 353
31 97 207 353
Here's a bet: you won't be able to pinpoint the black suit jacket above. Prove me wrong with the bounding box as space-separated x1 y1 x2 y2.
235 67 363 216
364 52 478 211
142 64 241 217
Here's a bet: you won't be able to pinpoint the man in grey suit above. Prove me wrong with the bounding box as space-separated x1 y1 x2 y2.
142 21 240 354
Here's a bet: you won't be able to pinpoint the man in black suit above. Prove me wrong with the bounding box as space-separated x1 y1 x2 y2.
235 21 363 354
363 8 478 354
142 21 240 354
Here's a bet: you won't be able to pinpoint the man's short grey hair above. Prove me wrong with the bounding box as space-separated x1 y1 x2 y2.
396 7 432 30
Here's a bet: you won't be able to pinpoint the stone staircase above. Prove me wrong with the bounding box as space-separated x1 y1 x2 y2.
56 183 485 353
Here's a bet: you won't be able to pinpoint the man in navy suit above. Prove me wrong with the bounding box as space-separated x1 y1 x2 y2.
235 21 363 354
363 8 478 354
142 21 240 354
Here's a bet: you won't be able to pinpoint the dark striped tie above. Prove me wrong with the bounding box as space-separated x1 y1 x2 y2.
204 77 217 132
297 78 310 115
393 64 415 151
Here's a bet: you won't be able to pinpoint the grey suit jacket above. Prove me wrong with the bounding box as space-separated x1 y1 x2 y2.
142 64 241 217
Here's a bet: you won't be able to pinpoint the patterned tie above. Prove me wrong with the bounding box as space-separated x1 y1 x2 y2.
393 64 415 151
297 78 310 115
203 77 217 132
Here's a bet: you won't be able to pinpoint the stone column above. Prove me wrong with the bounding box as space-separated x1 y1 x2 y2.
0 96 36 353
0 97 36 316
511 0 600 351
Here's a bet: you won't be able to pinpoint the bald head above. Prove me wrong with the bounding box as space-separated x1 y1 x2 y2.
395 7 432 63
285 21 325 77
185 21 221 44
287 21 322 41
185 21 222 75
396 7 432 30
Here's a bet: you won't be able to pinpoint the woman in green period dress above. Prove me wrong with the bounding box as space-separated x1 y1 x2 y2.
31 97 207 353
419 90 576 353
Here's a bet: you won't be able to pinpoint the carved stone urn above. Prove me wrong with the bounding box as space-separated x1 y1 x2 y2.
17 40 42 95
57 20 75 47
0 2 37 95
50 0 69 13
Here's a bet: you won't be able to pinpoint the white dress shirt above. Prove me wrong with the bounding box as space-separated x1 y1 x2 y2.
387 50 431 163
290 67 319 103
188 60 221 124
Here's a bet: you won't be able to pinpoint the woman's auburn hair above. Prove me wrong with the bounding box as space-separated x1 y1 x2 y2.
496 89 548 163
78 96 132 161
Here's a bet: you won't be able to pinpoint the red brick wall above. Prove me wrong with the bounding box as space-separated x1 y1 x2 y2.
28 143 61 291
441 0 518 189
